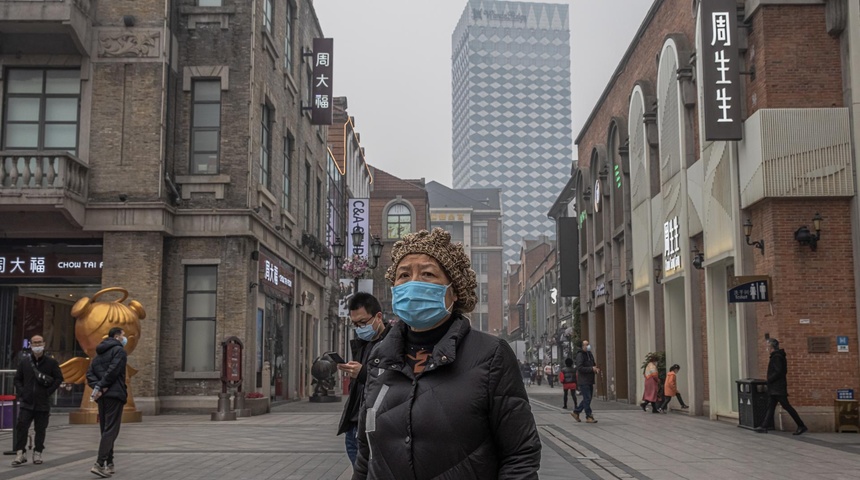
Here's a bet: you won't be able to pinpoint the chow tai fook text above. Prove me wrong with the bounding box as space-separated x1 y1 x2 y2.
701 0 742 141
0 253 103 278
310 38 334 125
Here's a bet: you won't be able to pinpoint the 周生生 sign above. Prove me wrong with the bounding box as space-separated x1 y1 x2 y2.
700 0 743 141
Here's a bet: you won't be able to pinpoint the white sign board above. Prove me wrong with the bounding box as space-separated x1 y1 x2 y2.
664 216 680 272
347 198 370 259
338 278 373 317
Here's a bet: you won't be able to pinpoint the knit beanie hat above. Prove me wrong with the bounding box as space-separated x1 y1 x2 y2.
385 228 478 313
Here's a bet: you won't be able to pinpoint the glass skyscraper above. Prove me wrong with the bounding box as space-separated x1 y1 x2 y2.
452 0 572 264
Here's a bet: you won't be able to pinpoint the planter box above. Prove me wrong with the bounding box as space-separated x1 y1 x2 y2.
246 397 269 416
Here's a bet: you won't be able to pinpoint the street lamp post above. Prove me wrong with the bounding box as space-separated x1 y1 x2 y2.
332 234 383 295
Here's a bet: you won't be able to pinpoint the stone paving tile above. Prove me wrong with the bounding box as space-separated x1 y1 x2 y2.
1 384 859 480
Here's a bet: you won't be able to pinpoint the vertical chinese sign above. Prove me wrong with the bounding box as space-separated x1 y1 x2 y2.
701 0 742 141
311 38 333 125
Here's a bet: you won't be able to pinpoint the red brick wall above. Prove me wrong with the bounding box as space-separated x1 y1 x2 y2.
745 5 843 116
576 0 695 167
751 198 859 407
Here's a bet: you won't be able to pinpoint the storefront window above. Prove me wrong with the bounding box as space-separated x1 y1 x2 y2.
183 265 217 372
265 296 290 400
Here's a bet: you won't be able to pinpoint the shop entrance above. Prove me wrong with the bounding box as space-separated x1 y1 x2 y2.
0 285 101 407
594 306 607 398
664 279 690 405
613 297 629 401
265 297 291 401
709 262 742 415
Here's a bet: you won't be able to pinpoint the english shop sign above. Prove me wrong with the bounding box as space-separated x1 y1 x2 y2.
0 252 102 279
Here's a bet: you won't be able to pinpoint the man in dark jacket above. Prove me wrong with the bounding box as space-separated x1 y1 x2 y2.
571 340 600 423
11 335 63 467
336 292 390 466
353 228 541 480
755 338 807 435
86 327 129 477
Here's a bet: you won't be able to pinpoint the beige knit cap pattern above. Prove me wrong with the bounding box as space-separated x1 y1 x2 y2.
385 228 478 313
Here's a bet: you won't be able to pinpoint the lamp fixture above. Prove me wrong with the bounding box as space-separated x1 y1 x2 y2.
331 236 345 260
249 282 258 291
794 212 823 251
691 243 704 270
743 218 765 255
351 227 365 249
368 235 383 269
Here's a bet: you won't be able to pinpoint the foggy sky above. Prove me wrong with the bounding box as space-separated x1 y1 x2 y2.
312 1 653 187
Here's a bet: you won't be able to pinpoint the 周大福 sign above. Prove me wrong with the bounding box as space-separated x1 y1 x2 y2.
311 38 333 125
701 0 743 141
258 248 295 302
0 252 102 279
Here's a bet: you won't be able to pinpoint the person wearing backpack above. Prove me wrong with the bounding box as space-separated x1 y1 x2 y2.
559 358 578 409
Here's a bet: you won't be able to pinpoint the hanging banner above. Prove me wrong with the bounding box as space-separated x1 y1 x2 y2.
311 38 334 125
347 198 370 259
701 0 743 140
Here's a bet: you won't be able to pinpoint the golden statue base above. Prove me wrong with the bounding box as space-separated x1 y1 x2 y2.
69 407 143 424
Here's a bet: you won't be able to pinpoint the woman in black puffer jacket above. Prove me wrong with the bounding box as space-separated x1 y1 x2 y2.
352 229 541 480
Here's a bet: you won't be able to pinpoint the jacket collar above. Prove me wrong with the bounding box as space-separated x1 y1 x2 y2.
372 313 471 373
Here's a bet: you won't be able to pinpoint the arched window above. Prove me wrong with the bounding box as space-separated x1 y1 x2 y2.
657 39 683 185
386 203 413 239
609 121 626 230
628 85 648 207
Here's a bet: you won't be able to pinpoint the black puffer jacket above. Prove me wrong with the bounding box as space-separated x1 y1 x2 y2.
352 314 541 480
13 352 63 412
766 349 788 396
86 338 128 404
575 350 596 386
337 325 391 436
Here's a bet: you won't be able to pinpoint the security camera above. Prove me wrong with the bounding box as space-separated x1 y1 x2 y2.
118 194 128 202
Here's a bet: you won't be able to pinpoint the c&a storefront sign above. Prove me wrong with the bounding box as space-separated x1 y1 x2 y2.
0 245 102 281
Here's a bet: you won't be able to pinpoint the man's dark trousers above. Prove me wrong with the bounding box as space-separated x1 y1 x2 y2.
574 385 593 417
14 408 50 452
762 395 805 430
97 398 124 465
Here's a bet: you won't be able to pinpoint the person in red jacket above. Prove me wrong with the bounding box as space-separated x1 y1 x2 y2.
558 357 578 409
659 364 689 412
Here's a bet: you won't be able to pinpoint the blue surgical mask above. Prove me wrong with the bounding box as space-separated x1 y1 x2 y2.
121 337 128 347
586 345 592 352
391 282 452 329
355 322 377 341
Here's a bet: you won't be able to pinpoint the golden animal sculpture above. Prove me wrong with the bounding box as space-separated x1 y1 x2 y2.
60 287 146 424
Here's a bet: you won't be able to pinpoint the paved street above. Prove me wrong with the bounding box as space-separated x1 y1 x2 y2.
1 383 859 479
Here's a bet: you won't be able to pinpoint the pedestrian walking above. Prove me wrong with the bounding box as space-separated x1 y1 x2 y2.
521 361 532 387
10 335 63 467
534 364 542 386
640 354 661 413
559 358 578 410
754 338 808 435
352 228 541 479
86 327 129 477
659 364 689 412
544 363 555 388
336 292 390 466
571 340 600 423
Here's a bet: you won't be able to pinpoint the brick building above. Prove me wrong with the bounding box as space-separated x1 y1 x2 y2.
426 181 504 334
550 0 860 431
367 168 429 318
0 0 338 413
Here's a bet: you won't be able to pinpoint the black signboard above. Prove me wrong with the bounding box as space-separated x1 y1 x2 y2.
557 217 580 297
517 303 525 335
727 276 770 303
258 248 295 303
0 250 102 280
701 0 743 140
311 38 333 125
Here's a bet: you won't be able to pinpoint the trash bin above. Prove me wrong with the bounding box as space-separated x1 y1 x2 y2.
0 395 14 430
736 379 772 430
835 400 860 433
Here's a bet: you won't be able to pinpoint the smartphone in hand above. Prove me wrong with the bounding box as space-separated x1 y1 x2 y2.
325 351 347 364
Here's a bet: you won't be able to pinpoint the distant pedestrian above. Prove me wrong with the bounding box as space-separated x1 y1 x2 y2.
755 338 808 435
640 354 661 413
521 361 532 387
535 364 542 386
571 340 600 423
11 335 63 467
544 363 555 388
86 327 129 477
659 364 689 412
336 292 391 466
559 358 578 410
